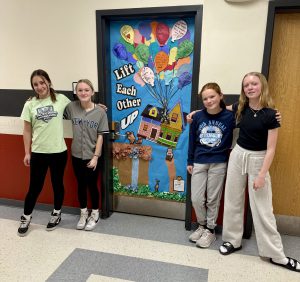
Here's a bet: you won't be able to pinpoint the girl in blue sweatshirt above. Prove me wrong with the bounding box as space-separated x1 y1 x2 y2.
187 82 235 248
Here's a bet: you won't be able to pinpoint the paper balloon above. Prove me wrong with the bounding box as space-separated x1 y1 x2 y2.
178 72 192 89
120 25 134 45
171 20 187 42
134 29 143 45
138 22 152 40
134 73 145 87
168 47 177 65
135 44 150 64
154 51 169 73
112 43 128 60
140 67 155 86
156 23 169 46
176 40 193 60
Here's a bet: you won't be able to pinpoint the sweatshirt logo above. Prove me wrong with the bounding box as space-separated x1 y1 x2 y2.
199 125 222 147
36 106 58 123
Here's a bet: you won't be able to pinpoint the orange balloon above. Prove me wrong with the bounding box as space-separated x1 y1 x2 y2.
155 51 169 73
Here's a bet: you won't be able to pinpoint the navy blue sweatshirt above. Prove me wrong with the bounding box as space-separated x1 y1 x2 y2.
187 108 236 165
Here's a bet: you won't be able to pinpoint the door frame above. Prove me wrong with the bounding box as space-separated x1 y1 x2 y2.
95 6 203 228
262 0 300 78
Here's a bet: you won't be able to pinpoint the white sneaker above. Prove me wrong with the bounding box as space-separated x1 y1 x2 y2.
85 210 99 231
189 225 205 242
77 209 89 230
196 229 216 248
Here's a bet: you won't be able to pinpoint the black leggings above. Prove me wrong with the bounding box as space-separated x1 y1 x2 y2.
24 151 67 215
72 156 100 209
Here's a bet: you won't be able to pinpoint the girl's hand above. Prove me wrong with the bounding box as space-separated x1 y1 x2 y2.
186 111 196 124
187 165 193 175
253 176 265 191
275 109 281 124
24 154 31 166
87 156 99 171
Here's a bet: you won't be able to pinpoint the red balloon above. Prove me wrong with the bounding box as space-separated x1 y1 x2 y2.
156 23 169 46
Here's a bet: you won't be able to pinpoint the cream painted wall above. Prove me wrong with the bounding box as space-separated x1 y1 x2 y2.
0 0 268 94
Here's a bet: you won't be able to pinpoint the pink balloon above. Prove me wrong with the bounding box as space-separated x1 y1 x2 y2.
156 23 169 46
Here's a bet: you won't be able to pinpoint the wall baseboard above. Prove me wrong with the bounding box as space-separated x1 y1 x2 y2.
275 214 300 236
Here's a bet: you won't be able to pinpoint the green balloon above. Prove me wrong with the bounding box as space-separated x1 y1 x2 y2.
119 37 135 54
135 44 150 64
176 40 194 60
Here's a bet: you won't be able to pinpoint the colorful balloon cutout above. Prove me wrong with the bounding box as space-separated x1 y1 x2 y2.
176 40 194 60
134 29 143 45
156 23 170 46
134 73 145 87
171 20 187 42
140 67 155 87
113 43 128 60
138 22 152 40
119 37 135 54
120 25 134 45
178 72 192 89
168 47 177 65
154 51 169 73
175 57 191 70
135 44 150 64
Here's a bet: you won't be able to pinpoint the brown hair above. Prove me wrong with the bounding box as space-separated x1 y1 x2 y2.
30 69 56 102
199 82 226 109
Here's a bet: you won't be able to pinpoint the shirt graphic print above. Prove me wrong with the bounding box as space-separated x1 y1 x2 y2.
36 106 58 122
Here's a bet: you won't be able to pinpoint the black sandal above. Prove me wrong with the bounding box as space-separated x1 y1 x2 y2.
270 257 300 272
219 242 242 256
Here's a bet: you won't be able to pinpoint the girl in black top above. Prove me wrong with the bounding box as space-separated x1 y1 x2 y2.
220 72 300 273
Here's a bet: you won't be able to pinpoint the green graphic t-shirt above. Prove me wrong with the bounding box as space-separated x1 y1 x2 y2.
21 93 71 153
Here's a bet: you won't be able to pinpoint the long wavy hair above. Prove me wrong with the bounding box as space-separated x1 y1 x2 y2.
236 72 275 122
199 82 226 109
30 69 56 102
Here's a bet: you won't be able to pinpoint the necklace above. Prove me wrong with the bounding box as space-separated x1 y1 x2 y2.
249 107 262 117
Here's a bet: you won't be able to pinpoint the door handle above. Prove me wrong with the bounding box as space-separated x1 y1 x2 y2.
110 121 120 140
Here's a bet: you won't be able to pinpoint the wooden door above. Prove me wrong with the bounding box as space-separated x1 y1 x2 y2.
268 13 300 216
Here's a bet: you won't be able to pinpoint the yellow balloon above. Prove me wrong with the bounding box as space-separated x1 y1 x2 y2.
120 25 134 45
169 47 177 65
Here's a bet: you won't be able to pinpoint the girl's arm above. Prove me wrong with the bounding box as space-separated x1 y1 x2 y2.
226 104 233 111
87 134 103 171
253 128 278 190
23 121 32 166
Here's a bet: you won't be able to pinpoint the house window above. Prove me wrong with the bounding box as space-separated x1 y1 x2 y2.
166 134 172 140
171 113 178 122
160 131 163 137
143 124 148 131
174 136 178 143
150 128 157 138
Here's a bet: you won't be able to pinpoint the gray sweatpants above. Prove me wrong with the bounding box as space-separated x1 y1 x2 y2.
222 144 285 259
191 162 227 230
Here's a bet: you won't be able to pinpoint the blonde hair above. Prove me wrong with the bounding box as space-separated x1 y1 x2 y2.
236 72 275 122
76 79 95 92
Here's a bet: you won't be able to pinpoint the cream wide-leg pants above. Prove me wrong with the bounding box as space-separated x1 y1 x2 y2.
222 144 286 259
191 162 227 230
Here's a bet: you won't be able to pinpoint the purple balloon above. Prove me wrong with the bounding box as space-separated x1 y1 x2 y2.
178 72 192 89
127 52 137 64
113 43 128 60
138 22 152 40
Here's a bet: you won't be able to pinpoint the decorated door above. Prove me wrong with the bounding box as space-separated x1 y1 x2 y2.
96 7 202 221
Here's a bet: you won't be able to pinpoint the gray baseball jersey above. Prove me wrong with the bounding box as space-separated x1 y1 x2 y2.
64 101 109 160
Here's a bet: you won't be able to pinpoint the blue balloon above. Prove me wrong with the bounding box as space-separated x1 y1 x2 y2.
178 72 192 89
113 43 128 60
